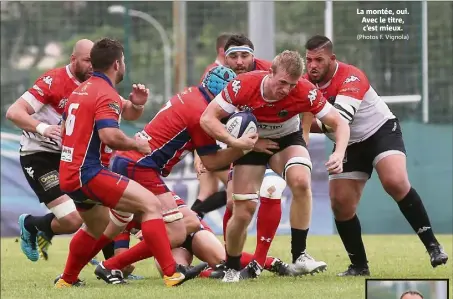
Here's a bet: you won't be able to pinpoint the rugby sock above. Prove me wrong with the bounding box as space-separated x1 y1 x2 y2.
191 199 203 211
240 251 275 269
24 213 55 237
62 229 98 284
397 187 438 248
290 228 309 263
222 206 233 242
192 191 227 217
101 241 115 260
335 215 368 266
226 253 242 271
104 240 153 271
253 197 281 267
141 219 177 276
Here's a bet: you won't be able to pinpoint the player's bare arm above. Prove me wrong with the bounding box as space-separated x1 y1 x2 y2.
6 97 61 140
301 112 314 145
98 127 150 154
121 84 149 121
317 107 350 173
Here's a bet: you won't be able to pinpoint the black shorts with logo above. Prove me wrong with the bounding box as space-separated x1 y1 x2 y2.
332 118 406 179
20 151 64 205
234 130 306 166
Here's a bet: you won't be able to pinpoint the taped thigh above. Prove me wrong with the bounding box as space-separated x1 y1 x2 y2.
282 156 312 180
49 198 77 219
232 192 259 203
109 209 134 227
163 208 184 223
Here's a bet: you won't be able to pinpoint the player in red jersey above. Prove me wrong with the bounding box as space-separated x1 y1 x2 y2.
6 39 94 262
304 35 448 276
201 50 351 282
192 34 278 221
55 38 191 288
92 65 277 282
196 34 303 278
191 33 232 221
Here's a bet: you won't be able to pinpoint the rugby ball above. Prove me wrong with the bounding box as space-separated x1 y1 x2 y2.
225 111 258 138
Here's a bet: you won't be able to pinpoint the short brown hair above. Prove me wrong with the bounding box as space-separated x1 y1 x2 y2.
271 50 305 78
90 38 124 72
400 290 424 299
216 33 232 51
224 34 254 52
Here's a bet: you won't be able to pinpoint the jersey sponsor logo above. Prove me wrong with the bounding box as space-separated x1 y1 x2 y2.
278 109 288 118
257 124 283 130
343 75 360 84
338 87 360 94
32 85 44 96
42 76 53 88
38 170 59 191
308 89 317 106
231 80 241 96
61 146 74 162
108 102 121 115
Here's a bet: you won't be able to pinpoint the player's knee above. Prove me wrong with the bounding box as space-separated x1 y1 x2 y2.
380 176 410 200
260 172 287 199
59 213 83 232
330 194 357 219
232 195 257 223
284 157 312 193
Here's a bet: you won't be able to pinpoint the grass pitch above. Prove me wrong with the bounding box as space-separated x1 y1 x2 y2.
1 235 451 299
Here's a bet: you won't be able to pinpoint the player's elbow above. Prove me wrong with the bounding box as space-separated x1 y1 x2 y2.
200 111 212 133
5 103 20 122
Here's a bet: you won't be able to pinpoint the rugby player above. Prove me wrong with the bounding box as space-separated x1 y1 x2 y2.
304 35 448 276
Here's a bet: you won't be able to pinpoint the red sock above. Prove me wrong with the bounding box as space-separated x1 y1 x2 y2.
104 240 153 270
240 252 275 269
62 230 98 284
253 198 281 267
240 252 254 268
141 219 176 276
223 207 233 242
91 234 113 257
263 256 277 270
199 268 213 278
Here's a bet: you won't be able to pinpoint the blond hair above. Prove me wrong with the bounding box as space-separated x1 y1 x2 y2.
271 50 305 78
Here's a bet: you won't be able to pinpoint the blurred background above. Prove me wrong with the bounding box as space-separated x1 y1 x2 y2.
367 280 448 299
1 1 452 236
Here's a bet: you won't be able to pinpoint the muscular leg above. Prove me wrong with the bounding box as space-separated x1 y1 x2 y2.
375 154 448 267
225 165 265 271
270 145 326 274
329 177 369 275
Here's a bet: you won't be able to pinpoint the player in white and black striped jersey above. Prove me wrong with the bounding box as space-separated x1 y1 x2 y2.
6 39 96 264
304 35 448 275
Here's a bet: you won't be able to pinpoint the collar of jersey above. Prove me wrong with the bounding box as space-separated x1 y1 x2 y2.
92 72 113 87
198 85 212 103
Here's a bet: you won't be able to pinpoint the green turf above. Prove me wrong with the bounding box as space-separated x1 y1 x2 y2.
1 235 452 299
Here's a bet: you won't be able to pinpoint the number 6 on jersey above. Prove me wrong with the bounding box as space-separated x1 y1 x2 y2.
65 103 79 136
